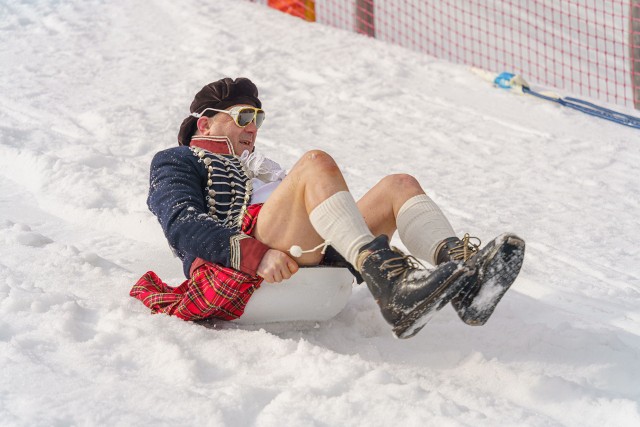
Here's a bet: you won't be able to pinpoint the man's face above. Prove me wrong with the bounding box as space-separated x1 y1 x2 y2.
202 104 258 155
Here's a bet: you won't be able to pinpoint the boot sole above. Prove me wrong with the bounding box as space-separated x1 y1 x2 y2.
392 265 472 339
454 234 525 326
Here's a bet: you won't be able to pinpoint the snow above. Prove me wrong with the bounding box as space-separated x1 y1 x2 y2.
1 0 640 425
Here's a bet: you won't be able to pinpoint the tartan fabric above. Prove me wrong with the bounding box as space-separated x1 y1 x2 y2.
130 204 264 321
241 203 261 235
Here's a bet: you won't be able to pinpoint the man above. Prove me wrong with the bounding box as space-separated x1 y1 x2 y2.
131 77 525 339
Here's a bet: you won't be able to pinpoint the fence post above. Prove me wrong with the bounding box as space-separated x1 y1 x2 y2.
356 0 375 37
632 1 640 109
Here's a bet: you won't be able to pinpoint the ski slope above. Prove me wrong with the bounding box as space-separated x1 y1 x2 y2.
1 0 639 425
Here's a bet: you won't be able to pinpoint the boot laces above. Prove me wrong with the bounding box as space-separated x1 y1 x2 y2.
380 247 426 280
448 233 481 261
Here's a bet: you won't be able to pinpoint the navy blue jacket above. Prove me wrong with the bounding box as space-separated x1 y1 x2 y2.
148 139 269 278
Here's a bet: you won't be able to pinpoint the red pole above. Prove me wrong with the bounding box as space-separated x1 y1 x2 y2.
356 0 375 37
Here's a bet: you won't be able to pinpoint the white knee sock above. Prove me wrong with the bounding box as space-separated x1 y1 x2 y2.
309 191 374 267
396 194 455 265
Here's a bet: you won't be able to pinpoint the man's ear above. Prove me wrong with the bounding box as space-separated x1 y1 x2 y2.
196 116 210 133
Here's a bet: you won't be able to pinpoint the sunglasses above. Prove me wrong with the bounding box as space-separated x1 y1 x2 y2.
191 106 266 129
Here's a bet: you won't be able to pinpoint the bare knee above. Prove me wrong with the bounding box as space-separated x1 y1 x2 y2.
379 174 423 193
303 149 337 166
284 150 348 206
298 150 341 176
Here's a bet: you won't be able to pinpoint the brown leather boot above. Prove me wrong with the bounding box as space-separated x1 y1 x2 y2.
357 235 473 338
436 233 525 325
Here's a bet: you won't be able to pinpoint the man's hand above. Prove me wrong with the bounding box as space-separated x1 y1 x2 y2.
256 249 299 283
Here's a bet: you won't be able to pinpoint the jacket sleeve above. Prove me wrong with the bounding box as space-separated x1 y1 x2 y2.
147 148 269 276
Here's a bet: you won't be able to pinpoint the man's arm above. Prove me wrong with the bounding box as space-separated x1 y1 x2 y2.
148 148 269 276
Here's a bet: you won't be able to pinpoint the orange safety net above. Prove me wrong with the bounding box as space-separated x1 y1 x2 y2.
267 0 316 21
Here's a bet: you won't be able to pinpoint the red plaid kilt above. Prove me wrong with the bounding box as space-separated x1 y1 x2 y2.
130 204 264 321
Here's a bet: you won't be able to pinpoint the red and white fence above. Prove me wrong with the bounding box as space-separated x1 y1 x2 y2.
250 0 640 109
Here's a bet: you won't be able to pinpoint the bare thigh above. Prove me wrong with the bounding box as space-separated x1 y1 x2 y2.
254 175 325 265
254 150 349 265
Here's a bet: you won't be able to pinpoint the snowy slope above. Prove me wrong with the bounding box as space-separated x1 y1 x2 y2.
1 0 639 425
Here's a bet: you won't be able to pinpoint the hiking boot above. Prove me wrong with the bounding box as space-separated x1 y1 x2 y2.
356 235 473 339
436 233 525 325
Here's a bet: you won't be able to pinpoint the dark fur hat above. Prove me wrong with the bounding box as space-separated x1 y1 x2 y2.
178 77 261 146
